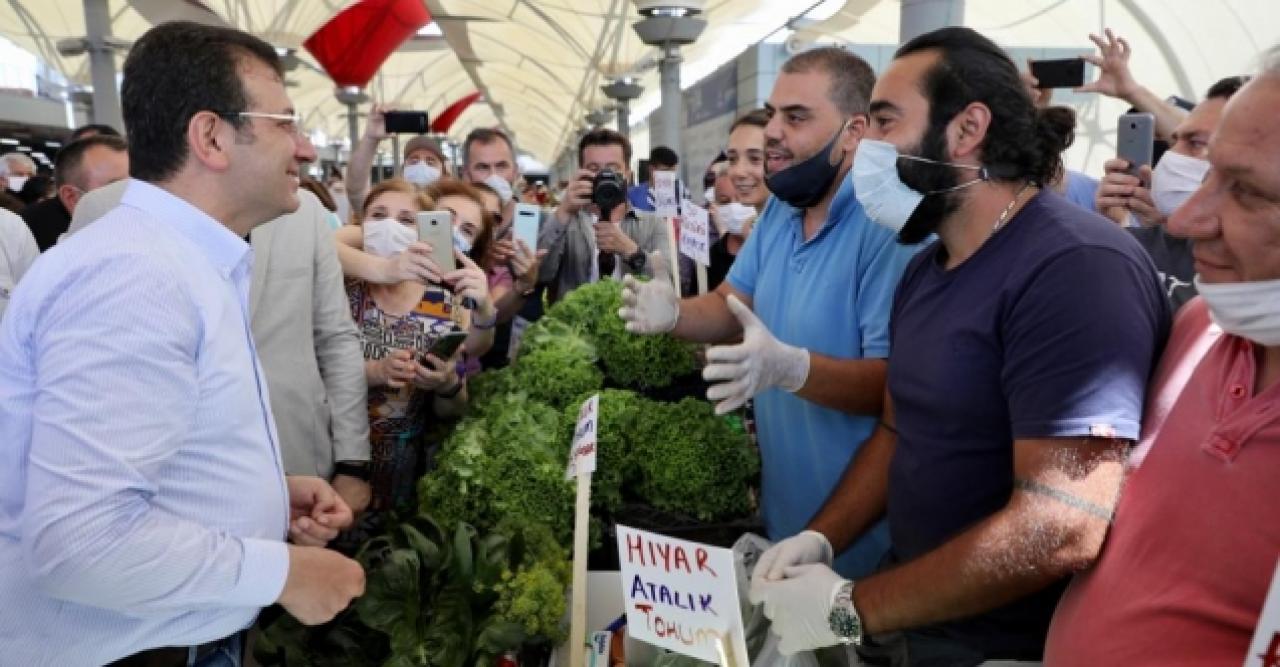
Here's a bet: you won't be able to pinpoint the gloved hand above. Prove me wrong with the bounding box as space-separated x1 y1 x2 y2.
749 563 848 656
617 274 679 334
752 530 834 586
703 296 810 415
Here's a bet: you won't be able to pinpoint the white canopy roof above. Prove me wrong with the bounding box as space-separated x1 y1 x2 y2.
0 1 1276 167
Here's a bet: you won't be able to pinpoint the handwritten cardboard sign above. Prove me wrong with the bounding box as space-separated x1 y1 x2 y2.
679 204 710 267
1246 558 1280 666
566 394 599 479
654 171 678 219
616 525 747 664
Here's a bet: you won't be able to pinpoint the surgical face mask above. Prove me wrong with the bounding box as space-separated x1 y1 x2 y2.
7 175 27 192
1195 276 1280 346
403 161 441 188
484 174 514 204
452 225 473 255
720 202 756 234
852 138 985 242
703 187 716 203
764 123 848 209
1152 151 1210 217
362 217 417 258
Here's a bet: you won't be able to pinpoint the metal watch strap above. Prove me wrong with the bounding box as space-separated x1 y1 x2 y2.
626 249 646 271
828 580 863 646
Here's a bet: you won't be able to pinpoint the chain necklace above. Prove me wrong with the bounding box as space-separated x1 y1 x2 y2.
991 181 1036 234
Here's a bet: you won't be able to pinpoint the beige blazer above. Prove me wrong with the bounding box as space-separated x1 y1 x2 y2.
68 181 370 477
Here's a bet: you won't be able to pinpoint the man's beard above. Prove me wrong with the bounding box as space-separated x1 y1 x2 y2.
895 122 965 245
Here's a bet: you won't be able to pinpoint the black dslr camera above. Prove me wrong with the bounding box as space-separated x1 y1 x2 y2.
591 169 627 216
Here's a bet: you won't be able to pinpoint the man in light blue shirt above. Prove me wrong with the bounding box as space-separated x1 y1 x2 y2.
620 48 922 578
0 22 363 666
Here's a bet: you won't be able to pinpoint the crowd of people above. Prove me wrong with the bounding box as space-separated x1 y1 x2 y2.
0 16 1276 667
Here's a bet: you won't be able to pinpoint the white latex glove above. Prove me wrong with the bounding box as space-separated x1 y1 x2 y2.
617 274 679 334
752 530 834 587
749 563 848 656
703 295 810 415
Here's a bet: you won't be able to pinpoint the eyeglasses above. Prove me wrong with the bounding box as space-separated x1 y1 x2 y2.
217 111 303 135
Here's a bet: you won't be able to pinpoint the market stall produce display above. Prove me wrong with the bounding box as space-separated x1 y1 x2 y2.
257 280 759 666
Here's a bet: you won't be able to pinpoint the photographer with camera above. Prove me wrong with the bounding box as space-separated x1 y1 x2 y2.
540 128 671 301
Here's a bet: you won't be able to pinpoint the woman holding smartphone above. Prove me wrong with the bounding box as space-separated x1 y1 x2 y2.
338 178 494 514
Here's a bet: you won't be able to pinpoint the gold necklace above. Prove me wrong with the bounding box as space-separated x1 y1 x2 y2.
991 182 1036 234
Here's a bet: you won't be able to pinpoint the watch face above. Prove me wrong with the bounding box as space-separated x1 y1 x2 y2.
828 606 862 645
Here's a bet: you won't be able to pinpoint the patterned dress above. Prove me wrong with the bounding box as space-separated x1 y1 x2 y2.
347 279 463 512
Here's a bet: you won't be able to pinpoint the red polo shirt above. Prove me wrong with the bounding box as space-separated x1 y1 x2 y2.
1045 298 1280 665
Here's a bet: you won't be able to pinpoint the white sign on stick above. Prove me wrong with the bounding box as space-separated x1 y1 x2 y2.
653 171 678 219
679 204 711 267
565 394 599 479
615 525 748 665
1245 558 1280 667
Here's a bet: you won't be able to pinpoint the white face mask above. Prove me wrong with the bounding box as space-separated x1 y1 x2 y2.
852 140 925 233
852 138 985 234
720 202 756 234
403 162 441 187
1152 151 1210 217
7 175 27 192
452 225 473 255
363 217 418 258
484 174 514 205
1195 276 1280 346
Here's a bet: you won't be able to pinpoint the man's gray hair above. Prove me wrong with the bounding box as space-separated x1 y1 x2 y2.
462 127 519 171
2 152 36 175
1261 43 1280 78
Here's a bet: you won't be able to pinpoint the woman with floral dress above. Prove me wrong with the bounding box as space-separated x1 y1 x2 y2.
341 178 496 515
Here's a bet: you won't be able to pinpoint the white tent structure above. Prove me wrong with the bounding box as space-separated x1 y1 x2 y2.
0 0 1276 174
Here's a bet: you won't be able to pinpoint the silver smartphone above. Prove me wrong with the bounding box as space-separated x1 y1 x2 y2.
513 203 540 253
416 210 455 274
1117 112 1155 182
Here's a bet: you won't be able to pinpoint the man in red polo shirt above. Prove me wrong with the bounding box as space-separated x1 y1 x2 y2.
1045 48 1280 665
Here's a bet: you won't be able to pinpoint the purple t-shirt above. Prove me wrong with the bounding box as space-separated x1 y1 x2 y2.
885 189 1170 658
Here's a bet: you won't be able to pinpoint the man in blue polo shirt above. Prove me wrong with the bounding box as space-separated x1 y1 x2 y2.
619 47 921 579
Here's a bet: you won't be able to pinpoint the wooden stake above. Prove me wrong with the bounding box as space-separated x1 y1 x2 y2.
568 472 593 667
666 217 681 292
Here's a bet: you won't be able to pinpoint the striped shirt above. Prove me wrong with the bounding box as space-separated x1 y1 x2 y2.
0 179 290 665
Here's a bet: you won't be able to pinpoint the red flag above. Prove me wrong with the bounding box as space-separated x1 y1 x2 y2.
304 0 431 88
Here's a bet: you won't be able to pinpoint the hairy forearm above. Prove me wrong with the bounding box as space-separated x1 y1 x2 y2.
1123 85 1187 141
335 242 387 283
491 282 526 324
807 426 895 554
345 135 379 212
853 468 1121 635
671 290 743 343
795 356 886 416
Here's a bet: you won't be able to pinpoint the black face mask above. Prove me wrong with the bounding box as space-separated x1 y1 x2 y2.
896 121 965 245
764 122 848 209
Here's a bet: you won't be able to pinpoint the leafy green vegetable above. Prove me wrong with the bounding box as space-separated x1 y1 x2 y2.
420 393 577 545
543 279 699 389
631 398 760 521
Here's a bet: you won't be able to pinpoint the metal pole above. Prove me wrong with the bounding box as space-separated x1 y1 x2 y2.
391 134 401 176
347 101 360 156
899 0 965 43
616 103 631 138
82 0 122 131
657 45 683 156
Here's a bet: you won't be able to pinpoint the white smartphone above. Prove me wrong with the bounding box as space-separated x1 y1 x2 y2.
416 210 455 274
513 203 540 253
